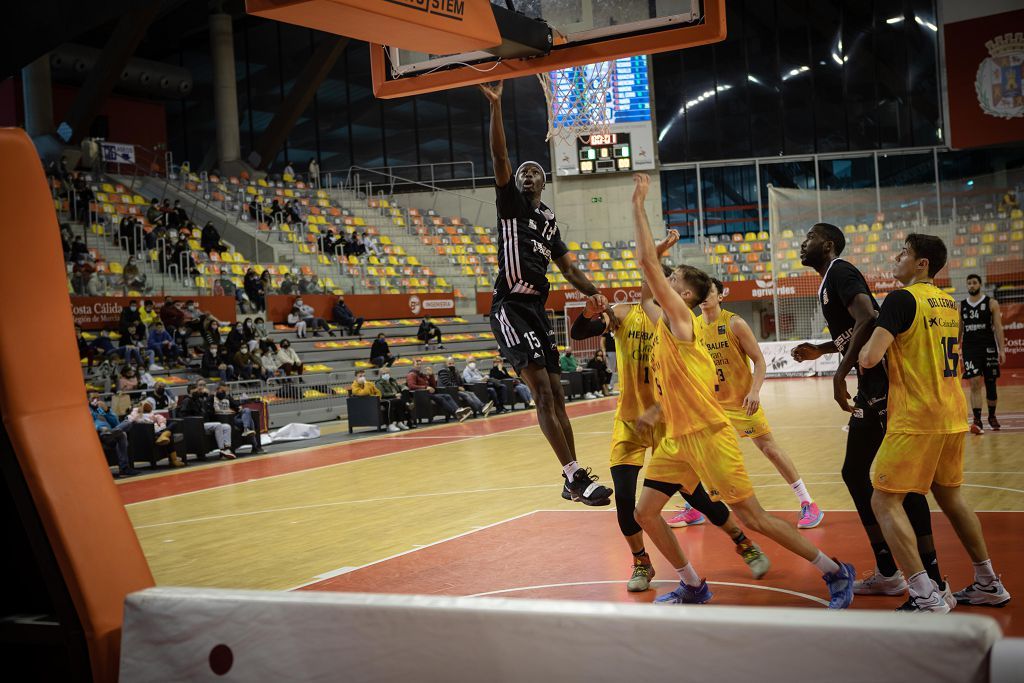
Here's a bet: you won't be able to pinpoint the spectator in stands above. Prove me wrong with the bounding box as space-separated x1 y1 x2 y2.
353 234 367 258
160 298 185 329
84 268 107 296
463 359 504 413
60 227 73 261
116 365 140 394
423 365 473 421
277 339 304 376
253 317 271 349
175 324 199 365
280 273 299 296
341 232 357 257
146 198 163 227
70 235 89 264
225 322 246 356
490 357 534 407
298 275 321 295
259 345 281 378
417 316 443 348
318 229 336 254
90 330 118 366
559 349 578 373
586 349 613 396
147 381 176 411
407 361 469 422
370 333 397 368
90 392 138 477
119 300 143 339
171 234 200 280
201 317 222 350
293 297 334 337
121 257 147 293
120 321 151 369
232 346 260 380
176 382 234 459
211 382 258 438
172 201 189 229
248 197 266 224
363 231 382 259
1000 190 1019 213
241 319 259 352
438 357 489 417
333 296 364 336
376 369 412 430
271 199 286 225
201 221 228 255
118 216 139 255
76 325 97 369
201 343 234 380
148 321 179 367
308 158 320 188
283 162 295 180
285 200 301 224
140 299 159 328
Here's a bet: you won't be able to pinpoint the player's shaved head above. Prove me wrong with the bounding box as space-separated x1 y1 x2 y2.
812 223 846 256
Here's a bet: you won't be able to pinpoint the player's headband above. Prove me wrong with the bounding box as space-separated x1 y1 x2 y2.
515 161 546 191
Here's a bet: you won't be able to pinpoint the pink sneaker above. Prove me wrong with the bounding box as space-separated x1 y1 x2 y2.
797 501 824 529
667 504 705 528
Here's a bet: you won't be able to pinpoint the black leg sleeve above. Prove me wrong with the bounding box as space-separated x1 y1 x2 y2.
611 465 643 537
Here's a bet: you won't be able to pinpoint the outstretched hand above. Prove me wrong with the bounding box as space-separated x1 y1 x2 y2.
656 229 680 256
478 81 503 103
632 173 650 203
584 293 609 317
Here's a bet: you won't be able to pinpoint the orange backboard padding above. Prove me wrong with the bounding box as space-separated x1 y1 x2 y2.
246 0 501 55
0 129 154 681
369 0 726 99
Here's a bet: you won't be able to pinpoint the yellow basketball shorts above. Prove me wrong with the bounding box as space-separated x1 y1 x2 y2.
723 405 772 439
872 431 966 495
645 424 755 505
609 418 666 468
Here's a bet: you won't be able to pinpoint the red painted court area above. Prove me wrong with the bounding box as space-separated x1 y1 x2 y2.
300 509 1022 636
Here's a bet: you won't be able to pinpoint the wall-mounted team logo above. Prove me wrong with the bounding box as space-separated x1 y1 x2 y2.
976 32 1024 120
408 295 422 315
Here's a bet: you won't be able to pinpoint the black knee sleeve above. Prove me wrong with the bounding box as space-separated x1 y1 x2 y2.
642 477 682 497
680 483 730 526
985 376 997 402
611 465 642 537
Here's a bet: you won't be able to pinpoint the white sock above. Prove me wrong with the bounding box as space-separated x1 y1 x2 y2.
675 563 701 588
563 461 581 480
790 478 812 505
973 559 997 585
908 570 937 598
811 551 840 575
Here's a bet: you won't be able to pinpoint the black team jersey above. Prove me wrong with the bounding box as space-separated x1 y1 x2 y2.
493 180 569 304
960 296 997 351
818 258 888 406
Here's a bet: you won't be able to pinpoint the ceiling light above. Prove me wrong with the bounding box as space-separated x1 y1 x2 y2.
887 16 904 24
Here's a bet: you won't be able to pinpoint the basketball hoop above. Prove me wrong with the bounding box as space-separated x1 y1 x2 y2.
536 60 614 145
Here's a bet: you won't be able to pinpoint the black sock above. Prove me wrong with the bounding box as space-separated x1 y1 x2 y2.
730 530 748 545
632 548 647 558
869 539 900 577
973 408 982 422
988 405 997 418
920 548 942 585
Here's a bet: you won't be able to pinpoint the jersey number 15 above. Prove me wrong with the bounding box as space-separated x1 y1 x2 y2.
940 336 959 378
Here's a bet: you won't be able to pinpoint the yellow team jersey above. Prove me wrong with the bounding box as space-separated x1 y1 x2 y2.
886 282 969 435
696 309 752 409
651 311 729 438
613 305 658 421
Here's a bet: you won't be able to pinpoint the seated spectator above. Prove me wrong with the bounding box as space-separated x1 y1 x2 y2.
318 229 336 254
201 317 222 349
438 357 489 417
271 199 285 225
90 391 137 477
490 357 533 407
146 198 164 228
210 382 259 439
121 321 156 370
559 349 578 373
350 370 401 433
277 339 304 375
363 231 382 259
116 365 140 394
279 273 299 296
139 299 159 328
232 346 260 380
224 321 246 356
76 325 98 369
376 369 412 431
122 257 148 293
370 333 397 368
463 358 505 413
1000 190 1019 213
126 399 184 467
283 162 295 181
293 297 334 337
160 298 186 330
333 296 364 336
248 197 265 223
252 317 271 349
298 275 322 295
89 330 119 366
406 360 469 421
417 316 443 348
176 324 202 367
83 269 108 296
200 221 228 255
148 322 179 366
119 300 142 339
259 344 281 378
176 382 235 459
201 343 235 380
70 235 90 263
587 349 613 396
285 200 301 224
147 381 177 411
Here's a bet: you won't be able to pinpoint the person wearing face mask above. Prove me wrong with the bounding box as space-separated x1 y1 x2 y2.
177 382 236 459
148 322 179 367
225 322 246 356
211 382 259 442
370 333 397 368
277 340 304 376
147 381 177 411
119 300 143 340
462 359 504 414
201 344 235 380
350 370 401 432
292 297 334 337
89 391 138 477
438 356 490 417
376 370 413 430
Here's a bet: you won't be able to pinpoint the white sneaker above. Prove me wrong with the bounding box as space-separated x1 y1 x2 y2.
456 407 472 422
953 577 1012 607
149 364 164 372
482 400 494 416
897 589 950 613
387 424 401 432
939 580 957 611
398 421 410 430
584 392 597 399
853 567 908 596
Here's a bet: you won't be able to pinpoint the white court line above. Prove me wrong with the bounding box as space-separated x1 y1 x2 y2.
466 579 829 606
133 483 561 530
286 510 540 590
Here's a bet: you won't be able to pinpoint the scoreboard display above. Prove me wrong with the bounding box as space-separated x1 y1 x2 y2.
577 133 633 174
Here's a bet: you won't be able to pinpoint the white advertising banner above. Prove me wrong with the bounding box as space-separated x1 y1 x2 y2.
101 142 136 164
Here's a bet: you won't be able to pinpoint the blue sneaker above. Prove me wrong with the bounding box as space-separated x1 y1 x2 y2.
653 580 713 605
824 560 856 609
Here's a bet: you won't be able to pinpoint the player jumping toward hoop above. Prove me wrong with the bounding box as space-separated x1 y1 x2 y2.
959 273 1006 434
479 81 612 506
697 277 823 529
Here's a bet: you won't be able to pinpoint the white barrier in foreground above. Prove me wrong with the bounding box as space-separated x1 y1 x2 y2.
120 588 1019 683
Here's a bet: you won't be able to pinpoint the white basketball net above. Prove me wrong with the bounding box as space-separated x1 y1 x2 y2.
537 61 614 144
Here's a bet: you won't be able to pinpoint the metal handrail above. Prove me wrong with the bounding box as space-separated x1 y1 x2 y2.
338 161 477 191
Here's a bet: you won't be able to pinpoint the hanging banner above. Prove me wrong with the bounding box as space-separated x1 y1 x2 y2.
100 142 137 164
71 296 236 330
266 293 455 323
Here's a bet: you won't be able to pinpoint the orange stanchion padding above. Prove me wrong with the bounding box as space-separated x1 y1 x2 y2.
0 128 154 681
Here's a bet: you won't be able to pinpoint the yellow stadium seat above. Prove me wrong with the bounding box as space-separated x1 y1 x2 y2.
844 224 856 234
108 262 123 274
744 232 757 241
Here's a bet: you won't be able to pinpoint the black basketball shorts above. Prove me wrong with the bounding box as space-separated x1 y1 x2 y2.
961 345 1000 380
490 298 560 374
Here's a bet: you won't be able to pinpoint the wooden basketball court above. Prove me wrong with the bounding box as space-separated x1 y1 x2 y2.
116 374 1024 634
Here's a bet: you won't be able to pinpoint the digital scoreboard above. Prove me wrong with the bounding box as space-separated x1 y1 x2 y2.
577 132 633 174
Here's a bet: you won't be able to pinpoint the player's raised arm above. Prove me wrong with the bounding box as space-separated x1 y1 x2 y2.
633 174 691 336
479 82 512 188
